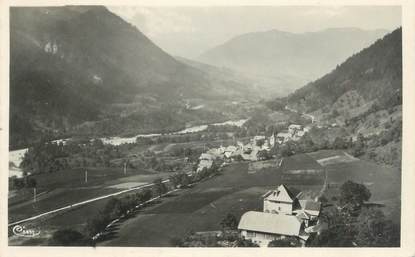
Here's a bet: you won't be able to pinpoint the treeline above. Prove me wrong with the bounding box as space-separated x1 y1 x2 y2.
20 139 124 175
270 132 358 158
9 176 37 190
136 126 239 145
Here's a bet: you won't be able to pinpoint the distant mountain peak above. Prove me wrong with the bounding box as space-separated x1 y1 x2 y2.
198 27 390 87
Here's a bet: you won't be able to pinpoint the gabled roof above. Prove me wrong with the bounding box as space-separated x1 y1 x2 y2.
199 153 214 160
263 184 296 203
238 211 302 237
289 124 302 129
295 210 311 220
277 132 291 138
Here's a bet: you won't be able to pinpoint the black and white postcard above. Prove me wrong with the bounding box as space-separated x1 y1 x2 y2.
1 0 414 257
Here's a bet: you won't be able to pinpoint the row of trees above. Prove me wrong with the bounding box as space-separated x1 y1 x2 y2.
9 176 37 190
69 165 222 244
84 189 154 239
136 129 233 146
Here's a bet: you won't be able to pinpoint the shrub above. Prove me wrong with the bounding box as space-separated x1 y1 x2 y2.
48 229 91 246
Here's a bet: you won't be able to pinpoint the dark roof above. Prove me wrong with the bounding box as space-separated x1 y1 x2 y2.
263 184 296 203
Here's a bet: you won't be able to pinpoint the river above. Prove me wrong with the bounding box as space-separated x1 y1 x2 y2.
8 119 248 177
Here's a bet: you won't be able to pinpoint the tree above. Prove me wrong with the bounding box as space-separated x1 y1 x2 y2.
220 213 238 230
332 137 347 149
351 133 366 157
136 189 153 203
153 178 168 197
25 177 37 188
268 238 299 247
169 173 181 189
256 150 270 160
307 207 356 247
103 198 123 220
178 172 191 188
48 229 91 246
355 208 400 247
340 180 371 208
235 237 259 247
85 212 111 238
256 139 265 147
279 143 294 157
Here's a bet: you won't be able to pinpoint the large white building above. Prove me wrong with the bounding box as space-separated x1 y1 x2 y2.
238 184 323 247
238 211 308 247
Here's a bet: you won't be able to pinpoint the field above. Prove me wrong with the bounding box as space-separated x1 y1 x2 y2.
306 150 401 222
8 166 173 223
97 160 324 246
9 149 400 246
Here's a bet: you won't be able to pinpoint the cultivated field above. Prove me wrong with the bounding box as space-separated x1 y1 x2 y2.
97 160 324 246
8 167 172 223
9 150 400 246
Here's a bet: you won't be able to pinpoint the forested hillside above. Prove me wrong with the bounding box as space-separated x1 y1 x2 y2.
10 6 253 149
270 28 402 167
286 28 401 114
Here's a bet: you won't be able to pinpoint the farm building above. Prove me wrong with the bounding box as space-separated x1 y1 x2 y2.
238 211 309 247
288 124 303 135
262 184 321 224
239 184 323 246
276 131 291 144
263 184 300 215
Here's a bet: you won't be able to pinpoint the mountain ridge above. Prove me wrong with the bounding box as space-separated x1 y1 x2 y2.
198 27 391 87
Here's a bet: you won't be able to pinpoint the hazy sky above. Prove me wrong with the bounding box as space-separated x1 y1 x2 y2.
108 6 401 58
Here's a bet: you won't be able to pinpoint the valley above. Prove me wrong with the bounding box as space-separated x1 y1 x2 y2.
8 6 402 248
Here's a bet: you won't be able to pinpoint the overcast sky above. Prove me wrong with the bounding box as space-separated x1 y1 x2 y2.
108 6 401 59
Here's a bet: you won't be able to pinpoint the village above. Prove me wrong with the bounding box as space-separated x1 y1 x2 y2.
197 123 312 172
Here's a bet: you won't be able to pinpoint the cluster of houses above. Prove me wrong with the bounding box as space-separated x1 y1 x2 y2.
274 124 311 144
238 184 326 247
196 135 272 172
196 124 310 172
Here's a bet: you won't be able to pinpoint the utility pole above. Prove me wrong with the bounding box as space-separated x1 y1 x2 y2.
33 187 37 202
123 161 127 175
85 170 88 183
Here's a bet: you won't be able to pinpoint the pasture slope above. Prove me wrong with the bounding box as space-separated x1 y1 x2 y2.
98 160 324 246
307 150 401 222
